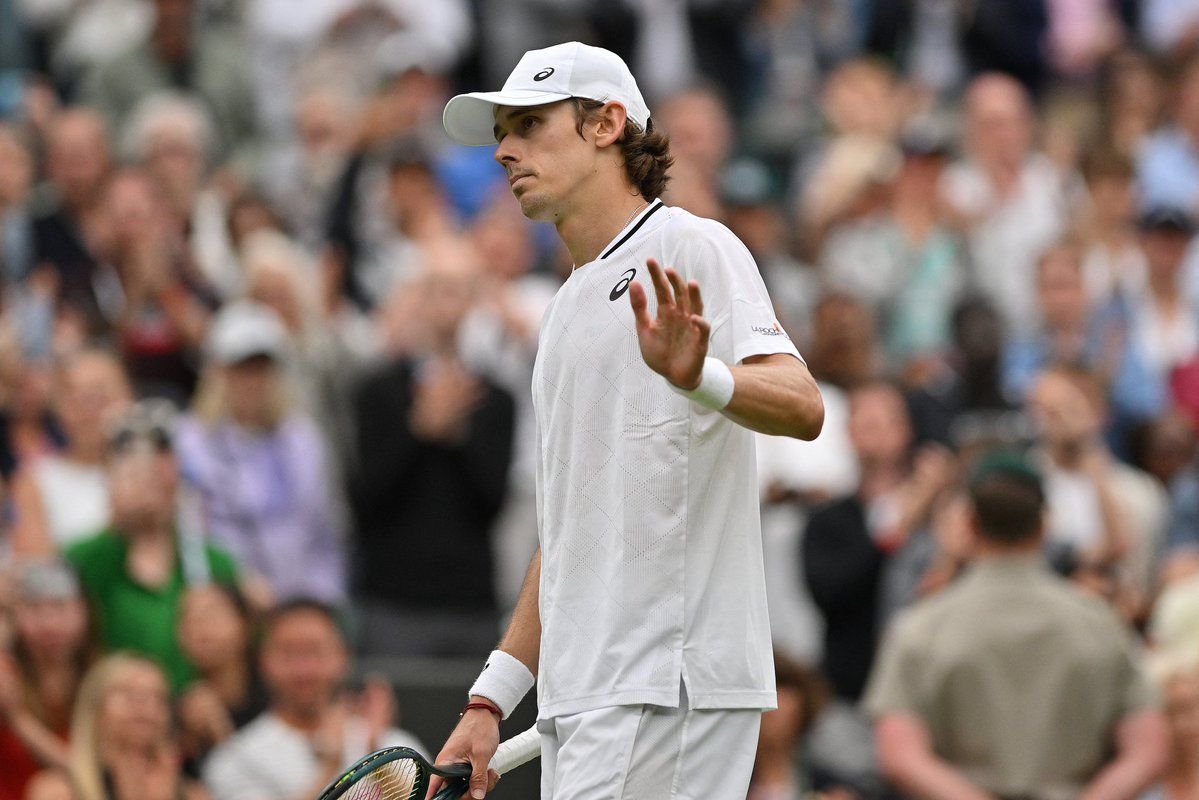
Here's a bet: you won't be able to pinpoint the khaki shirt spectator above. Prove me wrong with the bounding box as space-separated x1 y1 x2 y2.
865 556 1157 799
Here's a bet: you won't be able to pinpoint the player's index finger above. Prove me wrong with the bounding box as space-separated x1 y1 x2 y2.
628 280 651 326
646 258 673 308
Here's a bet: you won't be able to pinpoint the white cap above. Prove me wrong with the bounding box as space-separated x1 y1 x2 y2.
206 301 289 365
443 41 651 146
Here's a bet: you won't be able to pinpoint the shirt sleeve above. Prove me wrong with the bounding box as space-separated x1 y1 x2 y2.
862 611 928 718
674 222 804 365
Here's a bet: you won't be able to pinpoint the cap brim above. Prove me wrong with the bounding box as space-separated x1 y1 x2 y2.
443 90 573 146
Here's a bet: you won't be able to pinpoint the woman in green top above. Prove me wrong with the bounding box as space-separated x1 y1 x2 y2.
65 400 241 693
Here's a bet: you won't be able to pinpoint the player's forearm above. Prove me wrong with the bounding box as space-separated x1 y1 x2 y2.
497 549 541 675
723 357 824 440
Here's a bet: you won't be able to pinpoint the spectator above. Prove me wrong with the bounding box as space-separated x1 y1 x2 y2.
803 380 954 797
107 165 218 393
1076 149 1148 309
202 599 423 800
459 194 556 611
80 0 257 160
326 140 457 312
9 348 133 555
1140 664 1199 800
12 0 150 93
747 654 840 800
756 372 858 666
31 108 112 334
0 560 93 800
721 157 817 340
176 584 266 770
821 122 966 365
742 0 863 163
351 249 515 658
657 86 732 220
0 340 61 484
798 59 904 252
244 0 470 144
804 292 882 391
27 653 209 800
942 72 1073 336
1029 367 1168 606
866 450 1168 800
1145 414 1199 585
1138 55 1199 215
1099 49 1167 159
257 88 358 254
240 230 376 472
1129 207 1199 388
1002 241 1164 446
123 92 239 304
905 296 1023 452
65 399 240 692
805 381 955 705
176 301 346 604
0 123 34 288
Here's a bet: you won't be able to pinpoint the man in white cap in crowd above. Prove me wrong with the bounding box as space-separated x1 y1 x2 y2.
430 41 825 799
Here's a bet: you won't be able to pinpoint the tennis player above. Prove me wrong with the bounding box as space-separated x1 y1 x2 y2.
430 42 824 800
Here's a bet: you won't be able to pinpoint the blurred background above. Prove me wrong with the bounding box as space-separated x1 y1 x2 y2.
2 1 1199 799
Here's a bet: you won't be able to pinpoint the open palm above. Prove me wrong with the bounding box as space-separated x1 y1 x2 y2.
629 258 711 390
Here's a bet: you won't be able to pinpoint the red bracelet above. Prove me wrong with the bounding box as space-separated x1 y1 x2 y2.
463 700 502 721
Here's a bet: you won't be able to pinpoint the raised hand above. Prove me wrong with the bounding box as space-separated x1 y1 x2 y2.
628 258 711 390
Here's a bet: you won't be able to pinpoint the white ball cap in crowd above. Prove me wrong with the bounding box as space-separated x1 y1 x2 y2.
207 300 290 365
443 41 651 146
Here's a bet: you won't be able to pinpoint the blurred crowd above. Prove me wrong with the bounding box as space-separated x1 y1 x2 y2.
2 0 1199 799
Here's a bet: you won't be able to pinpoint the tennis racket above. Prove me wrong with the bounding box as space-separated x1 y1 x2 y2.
316 726 541 800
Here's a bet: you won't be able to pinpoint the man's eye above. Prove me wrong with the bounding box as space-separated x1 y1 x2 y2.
523 117 538 130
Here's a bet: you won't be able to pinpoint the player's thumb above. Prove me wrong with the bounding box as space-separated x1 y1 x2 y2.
468 763 489 799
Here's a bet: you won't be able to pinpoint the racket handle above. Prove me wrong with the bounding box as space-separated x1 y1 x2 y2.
489 726 540 775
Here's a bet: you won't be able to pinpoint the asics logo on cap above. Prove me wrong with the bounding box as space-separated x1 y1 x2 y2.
533 68 555 81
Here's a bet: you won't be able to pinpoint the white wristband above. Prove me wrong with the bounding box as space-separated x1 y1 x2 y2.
669 357 735 411
468 650 535 720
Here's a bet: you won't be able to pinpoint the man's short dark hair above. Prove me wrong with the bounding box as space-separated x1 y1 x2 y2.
969 453 1046 544
260 598 347 645
572 98 673 200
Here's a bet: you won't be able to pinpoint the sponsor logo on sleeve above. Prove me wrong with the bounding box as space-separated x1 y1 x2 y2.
751 321 791 339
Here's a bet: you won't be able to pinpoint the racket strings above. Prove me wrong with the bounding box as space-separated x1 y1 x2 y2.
341 758 424 800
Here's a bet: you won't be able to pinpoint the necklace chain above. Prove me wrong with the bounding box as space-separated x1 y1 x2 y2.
621 200 650 230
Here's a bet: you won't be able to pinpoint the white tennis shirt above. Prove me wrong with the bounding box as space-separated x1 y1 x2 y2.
532 199 803 719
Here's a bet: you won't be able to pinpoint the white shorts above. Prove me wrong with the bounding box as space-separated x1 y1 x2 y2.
536 686 761 800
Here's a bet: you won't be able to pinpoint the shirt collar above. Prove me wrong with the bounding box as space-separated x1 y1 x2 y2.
598 198 665 261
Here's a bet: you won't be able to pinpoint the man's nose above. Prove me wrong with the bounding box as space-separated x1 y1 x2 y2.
494 138 518 167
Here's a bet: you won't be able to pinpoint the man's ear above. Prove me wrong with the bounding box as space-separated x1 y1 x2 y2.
591 102 629 148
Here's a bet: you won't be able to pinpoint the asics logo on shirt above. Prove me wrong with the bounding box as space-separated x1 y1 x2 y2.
610 268 636 301
533 68 555 81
